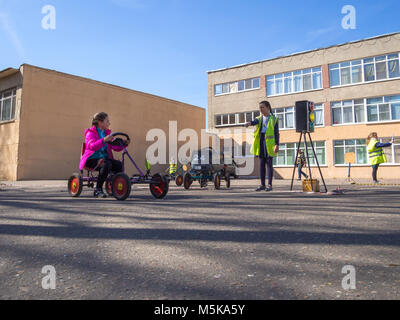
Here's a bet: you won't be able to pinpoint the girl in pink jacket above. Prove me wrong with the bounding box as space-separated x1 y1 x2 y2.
80 112 129 198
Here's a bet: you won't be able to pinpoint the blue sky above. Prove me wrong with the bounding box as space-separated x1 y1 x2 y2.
1 0 399 114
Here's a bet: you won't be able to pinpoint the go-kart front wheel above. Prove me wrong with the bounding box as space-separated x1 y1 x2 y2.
175 175 183 187
150 174 169 199
111 173 131 201
68 174 83 197
225 174 231 189
214 173 221 190
183 172 193 190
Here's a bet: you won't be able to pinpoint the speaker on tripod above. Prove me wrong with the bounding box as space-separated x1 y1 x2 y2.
295 100 315 133
291 100 327 193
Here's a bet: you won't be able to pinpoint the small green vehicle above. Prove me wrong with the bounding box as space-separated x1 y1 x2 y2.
182 147 231 190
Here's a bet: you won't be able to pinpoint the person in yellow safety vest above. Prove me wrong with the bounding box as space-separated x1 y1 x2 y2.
367 132 394 184
169 158 177 175
245 101 280 192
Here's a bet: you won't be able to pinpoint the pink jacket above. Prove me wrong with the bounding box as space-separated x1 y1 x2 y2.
79 126 124 170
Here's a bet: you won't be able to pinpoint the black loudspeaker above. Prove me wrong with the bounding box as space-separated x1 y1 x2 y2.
295 100 308 133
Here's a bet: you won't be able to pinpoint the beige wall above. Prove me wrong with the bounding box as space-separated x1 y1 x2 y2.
0 71 23 181
14 65 205 180
208 33 400 180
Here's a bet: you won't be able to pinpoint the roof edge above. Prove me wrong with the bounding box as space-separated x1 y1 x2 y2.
206 31 400 74
0 67 19 80
20 64 205 111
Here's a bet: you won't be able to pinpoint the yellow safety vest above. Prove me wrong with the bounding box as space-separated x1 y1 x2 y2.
250 115 278 157
169 162 177 174
368 138 387 166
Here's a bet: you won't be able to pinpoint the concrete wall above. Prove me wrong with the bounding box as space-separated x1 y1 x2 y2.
16 65 205 180
208 33 400 180
0 70 23 181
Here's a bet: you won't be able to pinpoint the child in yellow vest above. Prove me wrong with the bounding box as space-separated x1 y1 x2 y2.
367 132 393 184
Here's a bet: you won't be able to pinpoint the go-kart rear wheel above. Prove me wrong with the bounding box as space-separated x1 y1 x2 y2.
183 172 193 190
111 173 131 201
68 174 83 197
150 174 169 199
214 173 221 190
175 175 183 187
225 174 231 189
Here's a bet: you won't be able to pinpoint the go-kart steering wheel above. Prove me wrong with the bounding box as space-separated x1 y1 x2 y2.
108 132 130 147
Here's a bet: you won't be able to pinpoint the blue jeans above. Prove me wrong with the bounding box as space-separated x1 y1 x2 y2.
298 164 307 179
260 156 273 187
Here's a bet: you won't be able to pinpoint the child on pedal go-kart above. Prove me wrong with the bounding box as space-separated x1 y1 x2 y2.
79 112 130 198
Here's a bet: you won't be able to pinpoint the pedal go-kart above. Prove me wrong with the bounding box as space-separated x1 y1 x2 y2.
68 132 169 201
183 147 231 190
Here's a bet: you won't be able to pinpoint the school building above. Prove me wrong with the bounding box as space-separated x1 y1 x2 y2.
0 64 205 181
207 32 400 180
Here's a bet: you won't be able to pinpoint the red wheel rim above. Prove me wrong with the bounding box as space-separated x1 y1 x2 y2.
152 179 165 196
113 177 127 197
70 177 79 195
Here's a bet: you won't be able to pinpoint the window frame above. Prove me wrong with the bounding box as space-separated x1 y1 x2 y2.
273 141 327 167
329 53 400 88
214 77 261 97
266 67 323 97
331 95 400 126
377 137 400 165
273 107 295 130
215 110 260 128
333 139 368 166
0 88 17 123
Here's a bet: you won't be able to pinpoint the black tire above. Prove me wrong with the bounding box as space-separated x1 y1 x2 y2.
226 174 231 189
150 174 169 199
111 173 131 201
214 173 221 190
200 179 208 188
68 174 83 197
183 172 193 190
175 175 183 187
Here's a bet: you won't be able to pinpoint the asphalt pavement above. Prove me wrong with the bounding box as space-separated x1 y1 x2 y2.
0 179 399 300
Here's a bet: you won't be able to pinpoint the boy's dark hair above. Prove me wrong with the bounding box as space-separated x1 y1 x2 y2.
92 112 108 126
259 101 272 113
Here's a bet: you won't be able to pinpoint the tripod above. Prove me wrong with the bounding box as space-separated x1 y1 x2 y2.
290 131 327 193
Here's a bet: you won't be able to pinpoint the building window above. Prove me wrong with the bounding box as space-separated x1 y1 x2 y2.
273 104 323 130
273 141 326 167
266 67 322 97
380 137 400 164
274 107 294 130
215 104 324 129
215 110 261 127
329 53 400 87
334 139 368 165
331 95 400 125
215 77 260 96
335 137 400 165
314 104 324 127
0 88 17 122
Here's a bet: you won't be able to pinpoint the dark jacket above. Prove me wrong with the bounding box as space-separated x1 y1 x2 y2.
296 152 306 167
